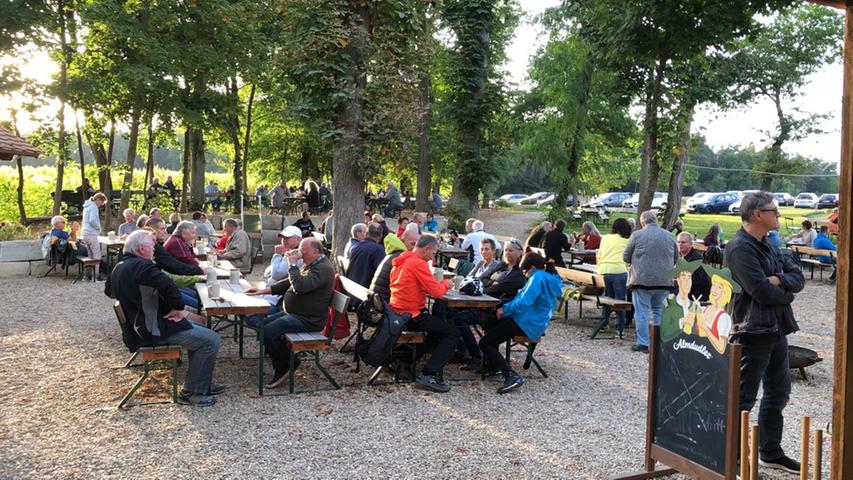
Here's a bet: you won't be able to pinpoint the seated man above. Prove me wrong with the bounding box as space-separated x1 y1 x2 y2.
461 220 500 264
383 181 403 218
429 191 443 213
218 218 251 271
370 229 419 302
44 215 83 266
245 238 335 388
813 225 838 281
118 208 138 237
423 213 439 233
146 218 203 309
205 180 222 211
164 221 200 267
389 234 456 393
260 226 304 313
347 222 385 287
344 223 367 258
106 230 222 406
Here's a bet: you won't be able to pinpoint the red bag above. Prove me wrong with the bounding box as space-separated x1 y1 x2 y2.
322 274 351 340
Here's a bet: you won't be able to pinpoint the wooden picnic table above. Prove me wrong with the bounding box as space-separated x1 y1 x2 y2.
193 245 217 260
438 245 470 265
196 279 271 396
438 290 501 309
567 248 597 266
199 259 238 279
98 236 126 271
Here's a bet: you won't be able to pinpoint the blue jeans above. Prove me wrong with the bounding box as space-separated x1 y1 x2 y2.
259 313 313 372
160 323 221 394
180 287 200 310
736 332 791 461
632 288 669 347
603 273 628 333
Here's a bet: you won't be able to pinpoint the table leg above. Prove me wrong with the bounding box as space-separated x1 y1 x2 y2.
258 322 265 396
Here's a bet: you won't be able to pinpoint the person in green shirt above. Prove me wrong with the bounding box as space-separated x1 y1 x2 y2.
596 218 633 336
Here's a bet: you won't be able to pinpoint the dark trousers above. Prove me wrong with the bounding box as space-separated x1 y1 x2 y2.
261 313 312 372
408 312 459 376
452 309 483 359
479 316 525 374
736 331 791 461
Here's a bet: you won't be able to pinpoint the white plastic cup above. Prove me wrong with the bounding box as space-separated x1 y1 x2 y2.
229 269 241 284
453 275 463 290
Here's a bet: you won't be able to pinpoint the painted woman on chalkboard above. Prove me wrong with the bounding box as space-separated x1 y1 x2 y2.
696 266 741 355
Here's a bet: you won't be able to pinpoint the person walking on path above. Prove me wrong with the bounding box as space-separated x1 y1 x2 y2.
725 192 805 474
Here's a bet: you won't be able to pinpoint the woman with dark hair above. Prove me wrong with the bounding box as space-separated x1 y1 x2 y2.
789 219 816 246
395 217 410 238
524 221 552 249
478 252 562 394
304 180 321 209
596 218 633 336
704 223 722 247
542 219 572 267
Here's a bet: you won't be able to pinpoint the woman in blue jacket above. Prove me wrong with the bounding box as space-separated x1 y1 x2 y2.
479 252 563 394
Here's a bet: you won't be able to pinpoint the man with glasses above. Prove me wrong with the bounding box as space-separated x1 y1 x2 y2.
725 192 805 474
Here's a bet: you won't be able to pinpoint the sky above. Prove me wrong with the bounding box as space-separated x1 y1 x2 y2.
1 0 844 166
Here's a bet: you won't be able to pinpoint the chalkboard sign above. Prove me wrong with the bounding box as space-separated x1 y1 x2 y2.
650 325 738 477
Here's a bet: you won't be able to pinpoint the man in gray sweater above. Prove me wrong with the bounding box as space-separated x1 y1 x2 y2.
623 210 679 352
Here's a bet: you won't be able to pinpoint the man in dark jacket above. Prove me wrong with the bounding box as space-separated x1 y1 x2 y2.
106 230 222 407
725 192 805 474
347 222 386 287
245 237 335 388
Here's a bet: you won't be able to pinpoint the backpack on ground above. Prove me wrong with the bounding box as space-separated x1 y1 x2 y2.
355 297 411 367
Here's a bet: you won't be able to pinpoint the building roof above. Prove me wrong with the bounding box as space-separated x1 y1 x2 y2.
0 126 41 160
809 1 845 9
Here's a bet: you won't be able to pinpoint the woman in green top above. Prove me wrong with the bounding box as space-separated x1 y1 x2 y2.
596 218 633 336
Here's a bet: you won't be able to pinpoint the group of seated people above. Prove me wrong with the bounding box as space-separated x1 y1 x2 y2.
524 219 604 267
256 179 331 213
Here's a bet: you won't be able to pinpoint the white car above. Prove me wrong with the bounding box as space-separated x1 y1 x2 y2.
497 194 528 205
583 192 633 208
686 192 713 209
622 192 668 210
794 193 819 209
520 191 552 205
729 195 778 215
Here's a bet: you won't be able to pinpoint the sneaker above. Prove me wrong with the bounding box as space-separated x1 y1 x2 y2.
459 357 484 371
759 455 800 474
183 383 226 397
497 372 524 394
177 392 216 407
631 345 649 353
415 374 451 393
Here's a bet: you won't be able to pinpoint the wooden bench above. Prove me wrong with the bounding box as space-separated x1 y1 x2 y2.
338 275 425 384
73 257 102 284
556 267 632 339
504 335 547 378
113 302 181 408
791 245 835 280
282 290 349 394
336 255 350 275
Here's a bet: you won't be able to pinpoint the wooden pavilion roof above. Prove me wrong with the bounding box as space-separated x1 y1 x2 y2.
0 126 41 160
810 0 845 9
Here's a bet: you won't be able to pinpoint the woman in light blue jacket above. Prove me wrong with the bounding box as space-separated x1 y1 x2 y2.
479 252 562 394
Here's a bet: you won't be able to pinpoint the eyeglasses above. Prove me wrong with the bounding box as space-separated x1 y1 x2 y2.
759 209 781 218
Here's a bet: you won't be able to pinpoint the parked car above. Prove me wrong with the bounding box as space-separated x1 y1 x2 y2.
494 194 528 206
519 191 552 205
622 192 668 210
817 193 839 209
729 195 778 215
688 193 738 214
686 192 713 209
536 194 575 206
583 192 633 209
773 192 795 206
794 193 820 209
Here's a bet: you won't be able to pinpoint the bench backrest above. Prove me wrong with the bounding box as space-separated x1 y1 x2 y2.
792 245 835 258
555 266 604 288
326 290 351 342
692 242 708 252
529 247 546 258
339 274 371 302
336 255 350 275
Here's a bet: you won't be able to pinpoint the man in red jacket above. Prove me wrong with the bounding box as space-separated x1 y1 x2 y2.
389 234 456 392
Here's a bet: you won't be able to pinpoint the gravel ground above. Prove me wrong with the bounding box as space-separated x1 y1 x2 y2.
0 211 837 479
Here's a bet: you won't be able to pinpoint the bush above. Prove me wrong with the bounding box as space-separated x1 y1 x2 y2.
0 222 33 241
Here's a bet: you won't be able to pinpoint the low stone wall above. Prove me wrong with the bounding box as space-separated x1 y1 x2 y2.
0 240 50 278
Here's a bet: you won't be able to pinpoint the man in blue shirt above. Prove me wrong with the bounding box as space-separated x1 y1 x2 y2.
347 222 386 287
812 225 837 281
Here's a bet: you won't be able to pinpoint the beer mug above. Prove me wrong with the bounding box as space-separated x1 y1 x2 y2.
432 267 443 283
206 267 217 284
229 269 241 284
108 231 116 241
208 282 220 299
453 275 464 291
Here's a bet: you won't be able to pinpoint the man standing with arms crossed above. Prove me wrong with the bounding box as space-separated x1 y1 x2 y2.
725 192 805 474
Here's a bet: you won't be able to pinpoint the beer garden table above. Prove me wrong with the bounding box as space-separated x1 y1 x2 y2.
195 278 271 395
98 236 125 271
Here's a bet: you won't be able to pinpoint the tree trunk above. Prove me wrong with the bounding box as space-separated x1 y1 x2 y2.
52 0 71 216
662 104 694 230
227 78 243 214
331 4 369 256
180 127 190 212
11 118 27 222
638 54 668 218
416 71 432 212
144 117 155 192
242 83 255 195
120 112 141 210
190 128 206 211
74 112 86 208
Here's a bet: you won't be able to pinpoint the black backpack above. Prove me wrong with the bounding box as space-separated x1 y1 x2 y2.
355 298 411 367
703 245 724 267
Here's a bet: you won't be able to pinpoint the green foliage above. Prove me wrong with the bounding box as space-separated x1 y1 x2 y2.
0 222 33 241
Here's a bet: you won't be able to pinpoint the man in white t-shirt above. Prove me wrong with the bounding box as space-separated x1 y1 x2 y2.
460 220 499 264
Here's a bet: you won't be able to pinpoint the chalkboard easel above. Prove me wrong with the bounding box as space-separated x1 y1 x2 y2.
611 325 742 480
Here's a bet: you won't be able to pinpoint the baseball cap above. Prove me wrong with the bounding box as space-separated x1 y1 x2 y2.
279 226 303 238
